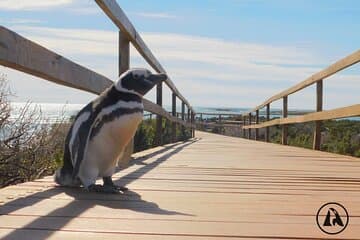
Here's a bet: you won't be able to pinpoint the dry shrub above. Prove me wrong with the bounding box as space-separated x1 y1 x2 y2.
0 74 70 187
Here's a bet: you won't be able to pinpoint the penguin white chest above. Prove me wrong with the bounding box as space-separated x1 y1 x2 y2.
85 112 143 174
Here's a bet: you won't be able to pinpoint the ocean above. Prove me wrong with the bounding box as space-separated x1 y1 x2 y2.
9 102 360 123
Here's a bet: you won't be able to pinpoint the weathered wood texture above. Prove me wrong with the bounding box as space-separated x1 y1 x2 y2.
154 82 163 146
95 0 193 112
0 26 111 94
0 26 193 129
313 80 323 150
171 93 177 142
118 30 133 167
1 131 360 239
282 96 288 145
243 104 360 129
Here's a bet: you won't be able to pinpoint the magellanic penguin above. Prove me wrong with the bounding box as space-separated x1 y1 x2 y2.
55 68 167 193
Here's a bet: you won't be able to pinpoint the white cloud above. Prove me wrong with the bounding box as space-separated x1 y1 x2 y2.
0 0 73 11
0 18 43 25
133 12 178 19
2 25 359 109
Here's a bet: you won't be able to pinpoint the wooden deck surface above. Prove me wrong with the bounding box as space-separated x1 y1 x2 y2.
1 131 360 239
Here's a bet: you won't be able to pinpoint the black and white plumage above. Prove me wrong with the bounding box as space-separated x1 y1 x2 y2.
55 68 167 193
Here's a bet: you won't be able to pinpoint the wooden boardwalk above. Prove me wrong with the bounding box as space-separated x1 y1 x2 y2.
1 131 360 239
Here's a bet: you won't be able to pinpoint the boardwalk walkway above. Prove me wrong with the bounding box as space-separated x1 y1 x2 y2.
0 131 360 239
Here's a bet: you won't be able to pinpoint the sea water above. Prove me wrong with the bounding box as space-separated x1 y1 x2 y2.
9 102 360 123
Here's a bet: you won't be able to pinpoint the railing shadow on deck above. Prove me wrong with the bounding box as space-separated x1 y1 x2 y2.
0 139 198 240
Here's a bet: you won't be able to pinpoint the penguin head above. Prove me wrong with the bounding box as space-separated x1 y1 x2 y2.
115 68 167 96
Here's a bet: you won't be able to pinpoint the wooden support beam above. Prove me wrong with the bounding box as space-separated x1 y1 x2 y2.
265 104 270 142
154 82 163 146
172 93 177 142
187 108 191 123
191 112 195 137
118 31 132 168
242 116 246 138
282 96 288 145
313 80 323 150
248 113 252 139
181 101 185 138
255 110 259 140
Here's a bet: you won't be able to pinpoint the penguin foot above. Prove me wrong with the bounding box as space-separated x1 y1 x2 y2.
103 176 129 192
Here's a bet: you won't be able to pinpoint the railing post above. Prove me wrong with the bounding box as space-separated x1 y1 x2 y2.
255 110 259 140
313 80 323 150
181 101 185 138
118 30 132 167
265 103 270 142
155 82 163 146
248 113 251 139
219 114 222 134
172 92 177 143
282 96 288 145
242 115 246 138
191 112 195 137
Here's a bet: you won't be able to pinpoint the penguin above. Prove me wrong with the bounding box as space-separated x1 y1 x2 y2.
55 68 167 193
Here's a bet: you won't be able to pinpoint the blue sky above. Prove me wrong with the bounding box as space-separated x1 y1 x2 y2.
0 0 359 110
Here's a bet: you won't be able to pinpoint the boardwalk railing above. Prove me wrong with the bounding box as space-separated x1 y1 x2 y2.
194 50 360 150
0 0 195 157
241 50 360 150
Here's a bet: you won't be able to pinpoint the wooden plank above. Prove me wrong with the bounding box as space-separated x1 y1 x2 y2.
0 26 112 95
282 96 288 145
1 131 360 239
243 104 360 129
313 80 323 150
243 49 360 115
95 0 194 112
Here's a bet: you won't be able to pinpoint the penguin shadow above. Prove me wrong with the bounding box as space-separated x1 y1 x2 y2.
0 138 199 240
61 187 193 216
113 138 201 187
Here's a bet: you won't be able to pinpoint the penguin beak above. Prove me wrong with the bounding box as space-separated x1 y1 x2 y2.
147 73 167 84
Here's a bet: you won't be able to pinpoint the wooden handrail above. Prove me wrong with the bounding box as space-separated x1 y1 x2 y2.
0 26 194 129
242 104 360 129
95 0 194 113
242 49 360 115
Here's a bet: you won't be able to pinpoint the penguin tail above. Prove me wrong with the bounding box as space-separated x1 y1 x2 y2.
54 140 81 187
